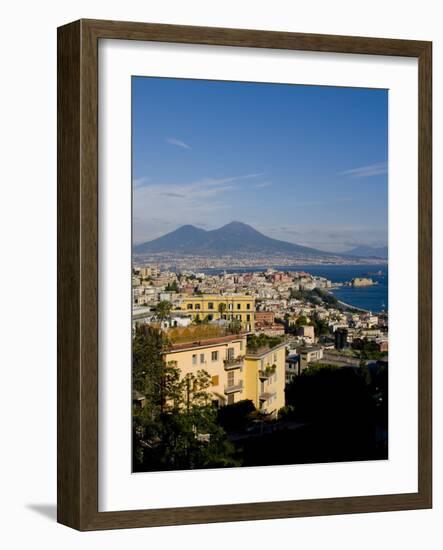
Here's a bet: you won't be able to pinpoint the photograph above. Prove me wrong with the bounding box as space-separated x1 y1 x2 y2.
131 76 389 473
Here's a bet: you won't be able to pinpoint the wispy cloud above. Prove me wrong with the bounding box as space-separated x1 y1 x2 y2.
166 137 191 150
158 185 236 200
133 176 150 188
137 173 263 197
255 181 272 189
161 191 187 198
339 161 387 179
133 173 263 242
295 197 355 207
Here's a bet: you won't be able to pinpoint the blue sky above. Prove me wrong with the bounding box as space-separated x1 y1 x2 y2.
132 77 388 252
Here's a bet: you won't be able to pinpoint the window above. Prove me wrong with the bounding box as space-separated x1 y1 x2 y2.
228 303 233 310
211 351 218 361
237 303 241 310
227 371 235 385
227 348 234 360
236 314 241 320
246 303 251 310
200 353 205 364
195 304 201 310
208 314 213 321
227 394 234 405
192 354 197 365
187 304 193 310
246 314 250 321
211 375 219 386
208 302 214 310
239 341 243 351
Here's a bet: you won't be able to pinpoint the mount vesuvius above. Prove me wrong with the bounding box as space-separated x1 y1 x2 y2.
134 222 338 258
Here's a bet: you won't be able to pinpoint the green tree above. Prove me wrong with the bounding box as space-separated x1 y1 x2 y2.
227 319 242 334
246 333 282 352
182 370 212 411
132 326 239 471
311 313 329 336
295 315 309 328
155 300 172 323
132 325 174 465
193 313 202 324
165 280 179 292
132 324 170 410
217 399 256 432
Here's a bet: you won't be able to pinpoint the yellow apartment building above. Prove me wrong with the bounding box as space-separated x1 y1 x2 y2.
163 332 285 417
179 294 255 331
244 342 286 416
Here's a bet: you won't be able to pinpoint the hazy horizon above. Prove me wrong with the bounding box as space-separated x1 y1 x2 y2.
133 220 388 256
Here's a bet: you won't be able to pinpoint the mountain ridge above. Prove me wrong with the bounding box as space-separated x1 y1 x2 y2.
134 221 339 258
344 245 388 259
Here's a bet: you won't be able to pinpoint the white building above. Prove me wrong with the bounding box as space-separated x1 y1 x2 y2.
299 345 324 368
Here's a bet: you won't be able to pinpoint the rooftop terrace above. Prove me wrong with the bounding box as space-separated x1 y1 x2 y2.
245 333 285 356
166 324 247 350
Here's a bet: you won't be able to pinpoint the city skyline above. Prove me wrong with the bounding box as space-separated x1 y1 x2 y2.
132 77 388 252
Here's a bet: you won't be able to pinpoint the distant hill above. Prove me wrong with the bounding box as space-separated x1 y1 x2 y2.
134 221 338 258
344 245 388 259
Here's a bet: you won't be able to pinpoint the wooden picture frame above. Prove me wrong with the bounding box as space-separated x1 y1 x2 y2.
57 19 432 531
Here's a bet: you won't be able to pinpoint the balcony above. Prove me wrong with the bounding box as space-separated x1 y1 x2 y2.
259 391 276 402
258 365 276 380
223 355 244 371
224 380 244 394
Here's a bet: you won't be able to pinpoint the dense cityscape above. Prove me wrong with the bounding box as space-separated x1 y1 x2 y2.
132 251 386 271
132 263 388 471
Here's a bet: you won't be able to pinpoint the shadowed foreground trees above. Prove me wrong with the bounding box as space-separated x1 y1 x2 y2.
209 362 388 468
285 364 375 422
132 326 238 471
217 399 256 432
274 363 387 465
234 363 387 468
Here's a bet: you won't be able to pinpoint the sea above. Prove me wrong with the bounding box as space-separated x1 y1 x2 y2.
200 264 388 314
